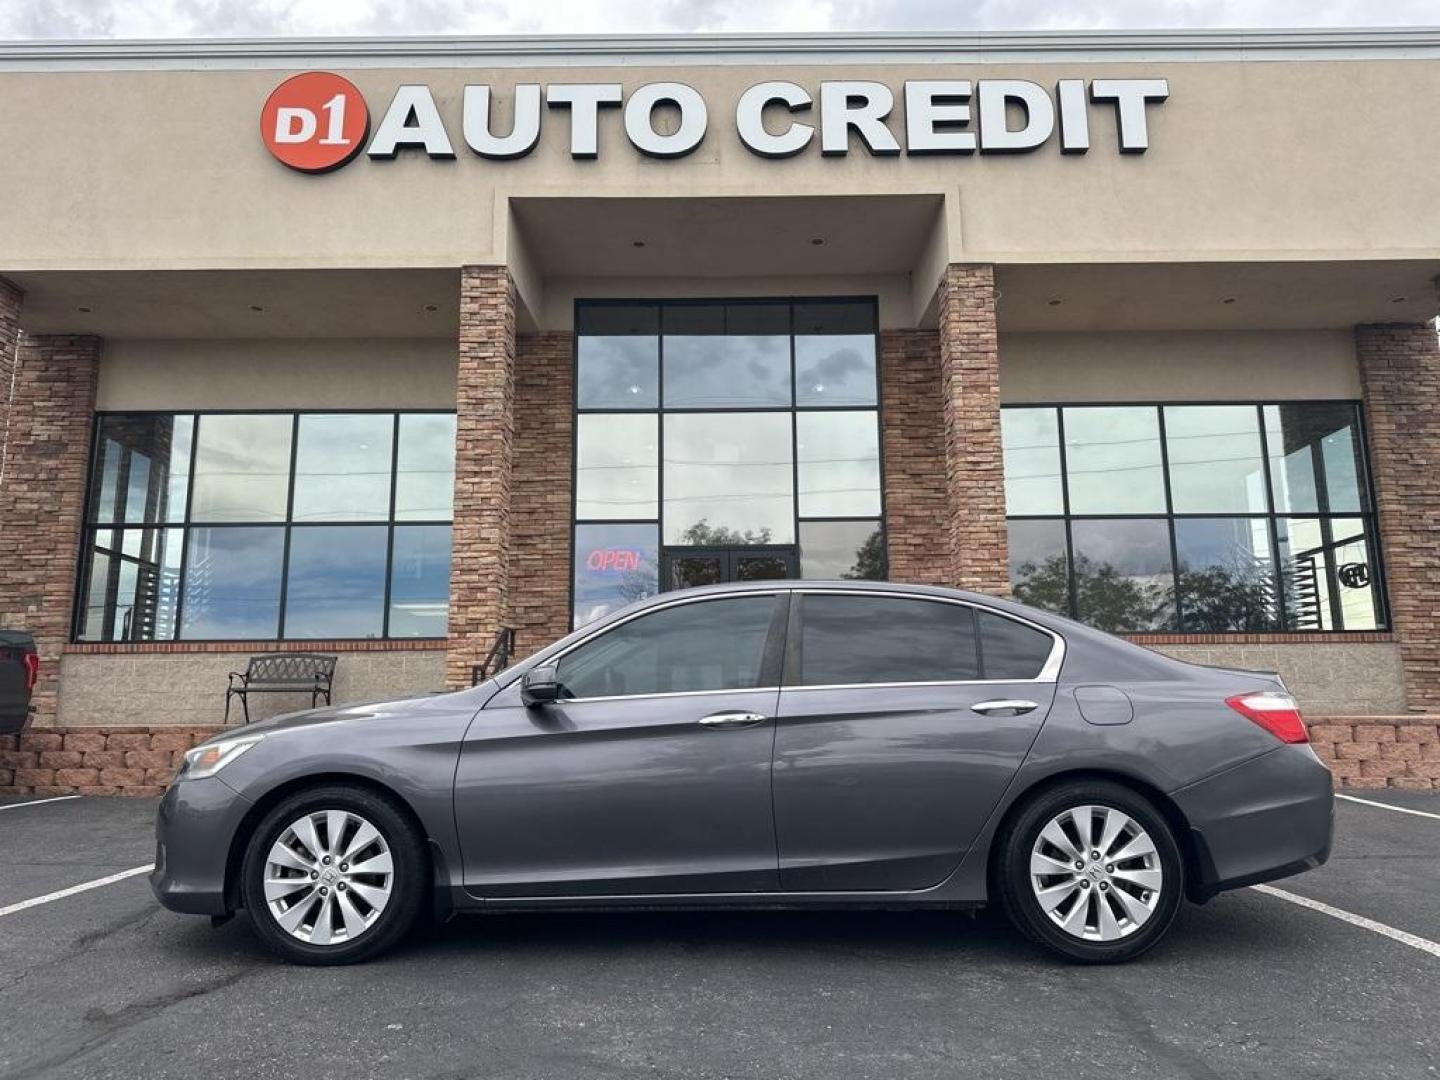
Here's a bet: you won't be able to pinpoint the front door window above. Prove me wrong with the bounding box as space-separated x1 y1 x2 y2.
662 547 798 591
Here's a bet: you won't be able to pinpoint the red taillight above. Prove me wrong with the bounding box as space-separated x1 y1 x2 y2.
21 652 38 694
1226 691 1308 744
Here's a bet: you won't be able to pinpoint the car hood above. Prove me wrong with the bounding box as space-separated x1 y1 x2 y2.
199 691 457 744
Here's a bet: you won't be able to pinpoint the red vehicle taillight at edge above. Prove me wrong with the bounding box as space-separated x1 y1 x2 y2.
1225 691 1309 744
22 652 38 694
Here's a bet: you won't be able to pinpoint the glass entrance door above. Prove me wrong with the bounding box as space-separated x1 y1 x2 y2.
662 547 799 591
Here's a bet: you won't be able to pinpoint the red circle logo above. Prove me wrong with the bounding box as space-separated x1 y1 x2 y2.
261 72 369 173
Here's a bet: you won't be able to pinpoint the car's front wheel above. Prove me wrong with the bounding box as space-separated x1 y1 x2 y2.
995 780 1184 964
240 784 428 965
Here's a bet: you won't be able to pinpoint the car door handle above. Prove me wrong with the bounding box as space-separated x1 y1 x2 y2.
698 711 769 730
971 699 1040 717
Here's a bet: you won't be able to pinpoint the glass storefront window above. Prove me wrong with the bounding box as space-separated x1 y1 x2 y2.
1064 406 1166 515
389 525 453 637
1070 519 1176 632
575 299 882 628
77 527 183 642
573 522 659 629
796 412 881 518
88 415 193 525
1164 405 1267 514
190 414 293 523
577 336 659 409
798 520 884 580
1000 401 1384 634
179 526 286 640
1174 517 1278 631
663 335 791 408
1007 519 1069 616
1277 516 1382 631
1265 403 1366 514
395 413 457 521
575 414 658 520
1001 408 1063 516
664 412 794 544
292 413 393 522
79 410 456 641
283 525 389 638
795 335 877 407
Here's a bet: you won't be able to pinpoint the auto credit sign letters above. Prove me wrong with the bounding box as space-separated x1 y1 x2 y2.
261 70 1169 173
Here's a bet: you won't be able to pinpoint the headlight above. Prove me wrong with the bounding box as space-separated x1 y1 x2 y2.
180 734 264 780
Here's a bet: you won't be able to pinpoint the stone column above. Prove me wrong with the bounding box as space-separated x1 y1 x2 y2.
509 332 575 657
938 264 1009 596
880 329 948 585
0 334 101 725
0 277 21 478
445 267 517 689
1357 322 1440 713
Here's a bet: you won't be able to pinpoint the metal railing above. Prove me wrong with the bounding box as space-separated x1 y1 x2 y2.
472 627 516 686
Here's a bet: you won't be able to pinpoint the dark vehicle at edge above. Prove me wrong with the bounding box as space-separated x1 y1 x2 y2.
0 629 37 736
150 581 1334 966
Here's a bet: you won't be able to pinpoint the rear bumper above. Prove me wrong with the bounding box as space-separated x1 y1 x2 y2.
1171 745 1334 902
150 776 253 916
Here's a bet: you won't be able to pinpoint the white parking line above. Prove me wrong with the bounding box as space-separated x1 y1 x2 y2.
1336 793 1440 821
0 795 80 812
1252 884 1440 959
0 865 154 919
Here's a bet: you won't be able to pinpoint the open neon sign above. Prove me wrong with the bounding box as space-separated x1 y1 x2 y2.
586 549 644 573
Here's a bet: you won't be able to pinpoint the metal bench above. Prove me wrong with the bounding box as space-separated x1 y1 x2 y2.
225 653 337 724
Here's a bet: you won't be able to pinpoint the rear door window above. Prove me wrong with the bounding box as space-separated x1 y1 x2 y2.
556 594 778 698
792 594 980 686
977 610 1054 680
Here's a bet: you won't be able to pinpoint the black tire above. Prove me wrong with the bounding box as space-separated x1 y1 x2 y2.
994 780 1184 964
240 784 429 966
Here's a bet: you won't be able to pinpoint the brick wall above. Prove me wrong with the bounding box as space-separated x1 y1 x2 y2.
1308 717 1440 789
509 332 575 658
938 264 1009 595
0 335 101 726
1 728 222 797
1357 323 1440 714
0 277 20 475
880 329 948 585
446 267 516 689
4 716 1429 797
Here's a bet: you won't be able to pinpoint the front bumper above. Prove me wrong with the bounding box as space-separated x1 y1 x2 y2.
1171 744 1334 902
150 775 254 916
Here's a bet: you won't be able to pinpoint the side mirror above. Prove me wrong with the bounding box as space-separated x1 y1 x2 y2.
520 662 565 707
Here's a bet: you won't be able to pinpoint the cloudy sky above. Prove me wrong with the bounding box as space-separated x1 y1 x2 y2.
2 1 1436 40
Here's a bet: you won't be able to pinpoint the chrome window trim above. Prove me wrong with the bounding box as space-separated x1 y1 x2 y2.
532 585 1065 705
559 686 782 706
787 587 1066 685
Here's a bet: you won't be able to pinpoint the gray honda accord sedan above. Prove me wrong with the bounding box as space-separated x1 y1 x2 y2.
151 581 1333 965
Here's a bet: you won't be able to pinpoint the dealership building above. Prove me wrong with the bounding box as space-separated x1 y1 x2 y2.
1 28 1439 794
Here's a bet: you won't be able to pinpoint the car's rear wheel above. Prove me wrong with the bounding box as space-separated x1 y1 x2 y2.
995 780 1183 964
240 784 428 965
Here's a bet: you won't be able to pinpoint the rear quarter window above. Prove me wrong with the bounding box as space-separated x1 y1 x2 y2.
977 610 1054 680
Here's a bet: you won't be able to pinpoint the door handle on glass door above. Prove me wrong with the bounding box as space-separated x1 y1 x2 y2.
698 712 769 729
971 699 1039 717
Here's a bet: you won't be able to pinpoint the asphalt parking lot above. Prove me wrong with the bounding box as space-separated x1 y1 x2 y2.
0 792 1435 1080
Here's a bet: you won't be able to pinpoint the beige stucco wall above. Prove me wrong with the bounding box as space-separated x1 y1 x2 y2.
55 650 447 727
53 641 1402 725
3 55 1440 272
1000 329 1361 402
1147 641 1405 716
97 338 458 410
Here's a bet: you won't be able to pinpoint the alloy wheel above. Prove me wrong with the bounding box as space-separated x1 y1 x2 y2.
263 809 394 945
1028 804 1163 942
